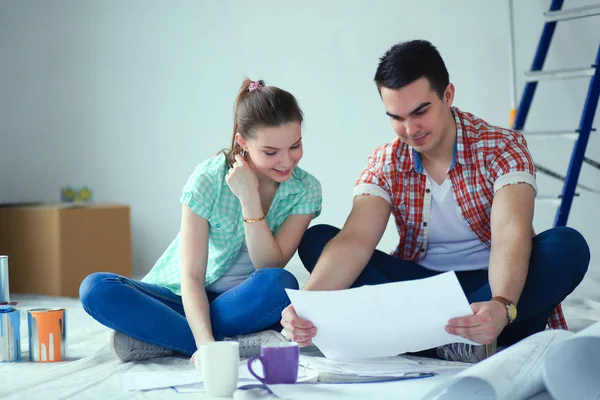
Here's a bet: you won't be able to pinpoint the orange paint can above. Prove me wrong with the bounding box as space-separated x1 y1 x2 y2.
27 308 67 362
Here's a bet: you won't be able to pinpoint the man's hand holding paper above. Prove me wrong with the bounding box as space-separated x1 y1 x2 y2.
282 271 479 360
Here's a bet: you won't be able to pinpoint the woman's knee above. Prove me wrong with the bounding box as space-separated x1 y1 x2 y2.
79 272 120 310
255 268 299 291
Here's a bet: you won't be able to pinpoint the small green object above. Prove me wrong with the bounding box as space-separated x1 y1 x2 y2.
61 186 93 203
78 187 92 202
61 186 76 202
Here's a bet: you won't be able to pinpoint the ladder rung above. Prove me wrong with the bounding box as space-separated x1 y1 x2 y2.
536 196 563 205
585 157 600 170
544 4 600 22
520 130 579 140
525 66 596 82
537 194 581 205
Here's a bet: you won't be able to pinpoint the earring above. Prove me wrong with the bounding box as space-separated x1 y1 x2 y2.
241 149 248 158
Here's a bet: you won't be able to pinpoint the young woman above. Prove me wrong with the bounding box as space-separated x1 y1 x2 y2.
80 79 322 362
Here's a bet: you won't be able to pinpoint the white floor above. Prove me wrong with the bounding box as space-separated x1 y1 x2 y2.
1 279 599 400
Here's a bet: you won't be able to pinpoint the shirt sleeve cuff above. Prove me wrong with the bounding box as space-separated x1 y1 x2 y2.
353 183 393 205
180 191 212 219
290 201 322 218
494 172 538 195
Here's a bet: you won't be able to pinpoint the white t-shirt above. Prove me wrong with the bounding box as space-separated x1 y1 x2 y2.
206 240 254 293
419 173 490 272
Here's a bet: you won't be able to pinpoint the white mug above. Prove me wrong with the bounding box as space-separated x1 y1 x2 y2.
195 342 239 397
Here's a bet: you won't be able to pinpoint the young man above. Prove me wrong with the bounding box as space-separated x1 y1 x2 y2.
280 40 590 362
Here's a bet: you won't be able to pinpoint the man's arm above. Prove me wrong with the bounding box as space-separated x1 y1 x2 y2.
281 195 391 345
446 183 535 344
302 195 392 291
488 183 535 304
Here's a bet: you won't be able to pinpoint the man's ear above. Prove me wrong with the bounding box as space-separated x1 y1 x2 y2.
444 83 455 106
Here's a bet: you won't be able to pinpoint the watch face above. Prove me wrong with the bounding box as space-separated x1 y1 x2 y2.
508 304 518 321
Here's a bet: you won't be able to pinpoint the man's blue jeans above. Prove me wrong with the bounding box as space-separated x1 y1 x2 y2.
79 268 298 356
297 224 590 346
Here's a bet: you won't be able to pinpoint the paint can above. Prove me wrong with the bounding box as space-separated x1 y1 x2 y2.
28 308 67 362
0 256 9 304
0 304 21 362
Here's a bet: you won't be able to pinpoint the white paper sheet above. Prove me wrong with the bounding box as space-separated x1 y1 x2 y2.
299 354 431 376
172 382 205 393
120 370 202 391
120 365 318 393
542 321 600 400
173 370 319 393
286 271 477 360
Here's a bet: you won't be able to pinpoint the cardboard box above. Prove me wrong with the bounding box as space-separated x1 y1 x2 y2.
0 203 132 298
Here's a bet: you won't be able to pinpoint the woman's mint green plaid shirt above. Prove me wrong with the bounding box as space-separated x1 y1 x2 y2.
142 155 322 295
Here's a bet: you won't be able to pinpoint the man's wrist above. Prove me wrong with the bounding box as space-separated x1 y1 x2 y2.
491 296 518 324
493 301 510 325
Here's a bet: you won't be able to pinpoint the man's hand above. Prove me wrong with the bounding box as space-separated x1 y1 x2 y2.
445 300 509 344
280 305 317 347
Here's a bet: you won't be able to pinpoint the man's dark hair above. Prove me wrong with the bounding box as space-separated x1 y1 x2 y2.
374 40 450 98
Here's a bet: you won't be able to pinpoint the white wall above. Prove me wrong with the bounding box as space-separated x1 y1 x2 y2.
0 1 598 291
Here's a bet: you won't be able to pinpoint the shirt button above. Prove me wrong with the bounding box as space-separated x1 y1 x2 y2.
423 222 428 227
420 248 425 253
216 224 221 228
425 189 431 193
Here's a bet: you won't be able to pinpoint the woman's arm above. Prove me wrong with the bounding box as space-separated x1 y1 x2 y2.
226 155 319 269
180 204 214 347
243 210 315 269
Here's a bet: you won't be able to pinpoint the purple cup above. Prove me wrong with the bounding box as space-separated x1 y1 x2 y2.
247 342 299 384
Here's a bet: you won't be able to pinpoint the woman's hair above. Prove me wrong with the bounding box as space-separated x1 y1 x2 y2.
221 78 304 167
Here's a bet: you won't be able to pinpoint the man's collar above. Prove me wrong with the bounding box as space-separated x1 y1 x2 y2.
405 106 467 173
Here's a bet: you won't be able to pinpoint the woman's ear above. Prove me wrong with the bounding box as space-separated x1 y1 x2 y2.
234 132 247 150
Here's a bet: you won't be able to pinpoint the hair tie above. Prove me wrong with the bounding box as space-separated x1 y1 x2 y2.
248 81 263 92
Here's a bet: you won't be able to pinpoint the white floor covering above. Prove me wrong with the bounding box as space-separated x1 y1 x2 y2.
1 279 599 400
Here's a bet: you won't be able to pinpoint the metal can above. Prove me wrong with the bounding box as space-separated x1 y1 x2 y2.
0 304 21 362
28 308 67 362
0 256 9 304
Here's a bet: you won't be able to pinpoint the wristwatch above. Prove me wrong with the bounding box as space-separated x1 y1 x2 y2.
492 296 517 324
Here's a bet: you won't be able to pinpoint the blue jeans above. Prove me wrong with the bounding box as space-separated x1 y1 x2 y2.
79 268 298 356
298 224 590 347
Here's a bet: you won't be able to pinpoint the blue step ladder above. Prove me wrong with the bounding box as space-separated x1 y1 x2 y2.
512 0 600 228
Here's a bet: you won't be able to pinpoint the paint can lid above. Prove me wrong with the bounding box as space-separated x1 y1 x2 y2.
0 304 17 312
27 307 65 313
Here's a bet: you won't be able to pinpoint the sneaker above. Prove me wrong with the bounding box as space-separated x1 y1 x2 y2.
109 330 174 362
436 343 488 363
224 330 288 358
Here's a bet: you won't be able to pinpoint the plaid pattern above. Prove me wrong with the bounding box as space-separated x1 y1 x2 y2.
354 106 566 330
142 155 322 295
